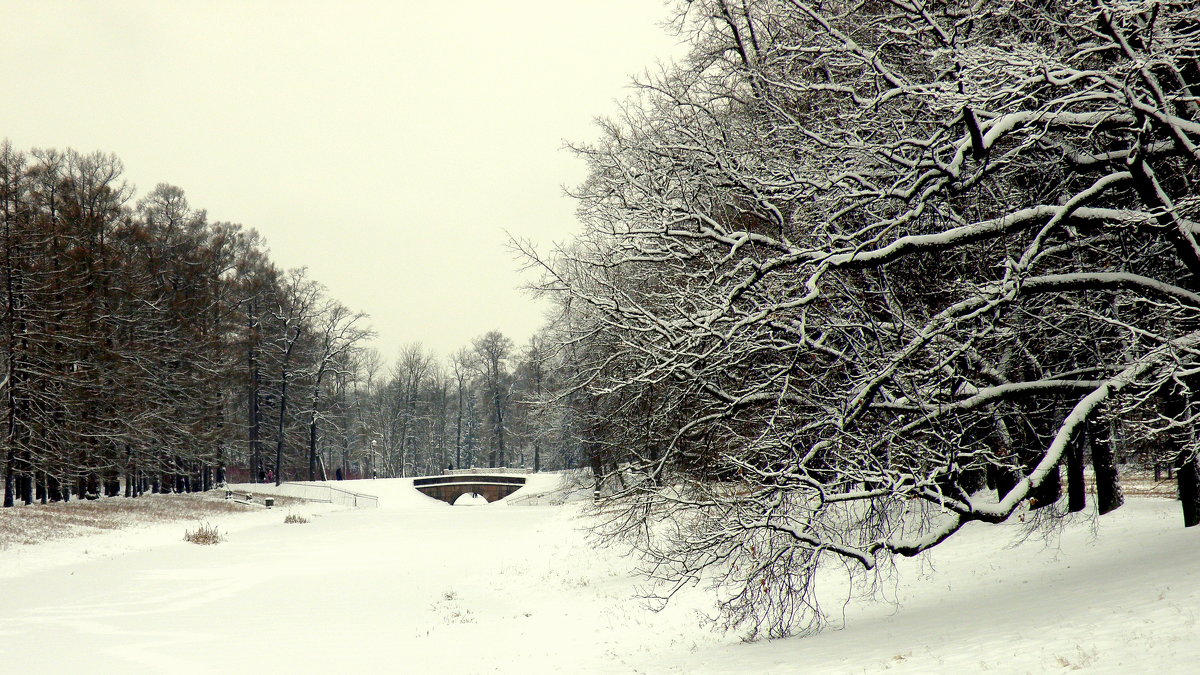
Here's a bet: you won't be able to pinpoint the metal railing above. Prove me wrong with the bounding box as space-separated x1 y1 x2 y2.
413 474 527 488
234 482 379 508
445 467 532 476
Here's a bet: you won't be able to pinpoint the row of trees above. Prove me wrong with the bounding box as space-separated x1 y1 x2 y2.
0 142 374 505
526 0 1200 637
0 139 604 507
348 331 584 480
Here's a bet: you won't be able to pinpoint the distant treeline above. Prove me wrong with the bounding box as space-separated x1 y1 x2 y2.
0 142 599 507
0 142 376 504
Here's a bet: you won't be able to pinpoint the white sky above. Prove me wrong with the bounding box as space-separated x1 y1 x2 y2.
0 0 681 362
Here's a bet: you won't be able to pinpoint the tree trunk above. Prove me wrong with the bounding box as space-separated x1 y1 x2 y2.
455 385 463 470
1089 422 1124 515
275 374 288 487
494 388 505 467
21 470 33 504
1176 453 1200 527
247 302 262 482
589 445 604 500
990 464 1020 501
3 465 12 507
308 412 318 482
1066 434 1086 513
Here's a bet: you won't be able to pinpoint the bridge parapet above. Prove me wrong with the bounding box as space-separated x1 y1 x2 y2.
446 467 532 476
413 473 527 505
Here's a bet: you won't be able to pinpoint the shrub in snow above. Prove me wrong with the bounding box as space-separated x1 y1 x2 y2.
183 522 222 545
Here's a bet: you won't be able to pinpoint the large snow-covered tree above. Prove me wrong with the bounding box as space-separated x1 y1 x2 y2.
529 0 1200 637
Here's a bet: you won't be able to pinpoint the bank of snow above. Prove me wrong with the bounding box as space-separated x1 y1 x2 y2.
0 494 339 581
0 476 1196 672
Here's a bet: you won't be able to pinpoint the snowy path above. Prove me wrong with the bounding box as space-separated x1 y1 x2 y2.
0 479 708 673
1 479 1198 673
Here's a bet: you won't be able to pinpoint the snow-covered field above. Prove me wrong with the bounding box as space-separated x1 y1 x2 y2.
1 476 1197 673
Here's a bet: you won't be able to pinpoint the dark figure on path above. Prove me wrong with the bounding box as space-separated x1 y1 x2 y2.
258 469 266 483
335 467 344 481
447 463 454 472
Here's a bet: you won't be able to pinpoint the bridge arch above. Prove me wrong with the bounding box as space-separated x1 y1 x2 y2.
412 474 526 505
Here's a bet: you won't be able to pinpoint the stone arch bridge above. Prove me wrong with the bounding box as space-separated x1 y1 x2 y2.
412 473 526 505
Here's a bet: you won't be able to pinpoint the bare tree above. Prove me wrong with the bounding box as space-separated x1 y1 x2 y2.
472 330 513 467
302 300 372 480
269 268 321 486
527 0 1200 637
450 347 476 470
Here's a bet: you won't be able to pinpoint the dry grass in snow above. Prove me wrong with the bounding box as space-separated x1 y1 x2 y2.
182 521 222 545
0 492 298 549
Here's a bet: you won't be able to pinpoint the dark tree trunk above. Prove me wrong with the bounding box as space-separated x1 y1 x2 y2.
991 464 1020 501
1066 434 1086 513
589 444 604 500
455 386 463 470
1159 385 1200 526
1175 452 1200 527
1088 423 1124 515
309 415 318 482
958 468 987 495
494 388 506 467
1029 464 1061 510
248 307 262 482
276 374 288 487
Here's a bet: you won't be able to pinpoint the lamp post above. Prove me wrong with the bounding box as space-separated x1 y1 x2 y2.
370 439 378 479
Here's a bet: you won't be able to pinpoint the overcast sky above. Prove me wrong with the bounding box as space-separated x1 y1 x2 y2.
1 0 681 362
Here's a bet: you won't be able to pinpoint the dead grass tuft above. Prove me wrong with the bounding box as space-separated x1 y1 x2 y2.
183 521 222 545
283 512 309 524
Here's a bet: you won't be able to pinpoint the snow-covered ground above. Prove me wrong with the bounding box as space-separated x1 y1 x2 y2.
1 476 1197 673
